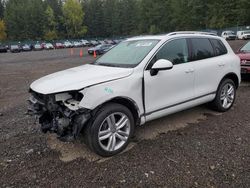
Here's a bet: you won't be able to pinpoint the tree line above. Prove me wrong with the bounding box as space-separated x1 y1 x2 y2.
0 0 250 41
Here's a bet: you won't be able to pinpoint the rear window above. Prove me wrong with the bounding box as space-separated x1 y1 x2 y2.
190 38 214 61
210 39 227 56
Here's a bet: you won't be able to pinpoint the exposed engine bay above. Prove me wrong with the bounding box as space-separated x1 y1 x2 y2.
27 89 91 141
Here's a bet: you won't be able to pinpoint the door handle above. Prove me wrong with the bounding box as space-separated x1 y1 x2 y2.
185 69 194 73
218 63 225 67
189 68 194 73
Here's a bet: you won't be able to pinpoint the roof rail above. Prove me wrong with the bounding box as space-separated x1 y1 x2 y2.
167 31 217 36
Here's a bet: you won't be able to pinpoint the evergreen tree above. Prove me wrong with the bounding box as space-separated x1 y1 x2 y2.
0 0 4 19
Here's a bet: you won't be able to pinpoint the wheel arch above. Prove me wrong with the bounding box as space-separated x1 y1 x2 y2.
220 72 240 89
93 97 141 126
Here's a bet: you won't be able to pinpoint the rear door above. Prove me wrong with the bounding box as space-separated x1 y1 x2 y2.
189 38 228 97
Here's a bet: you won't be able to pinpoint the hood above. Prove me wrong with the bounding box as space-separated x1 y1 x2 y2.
30 64 133 94
237 52 250 60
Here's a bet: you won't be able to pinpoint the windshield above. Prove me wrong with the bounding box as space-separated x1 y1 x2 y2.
240 42 250 52
95 39 159 68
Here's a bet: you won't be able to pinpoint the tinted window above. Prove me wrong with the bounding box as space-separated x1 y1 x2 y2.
191 38 214 61
210 39 227 56
155 39 189 65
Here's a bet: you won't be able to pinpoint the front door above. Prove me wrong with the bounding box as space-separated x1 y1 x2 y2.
144 38 195 118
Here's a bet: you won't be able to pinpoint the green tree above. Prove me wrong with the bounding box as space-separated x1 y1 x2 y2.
236 0 250 26
207 0 238 29
0 0 4 19
62 0 87 38
45 0 65 37
140 0 172 34
0 19 7 41
83 0 103 37
4 0 45 40
44 5 58 40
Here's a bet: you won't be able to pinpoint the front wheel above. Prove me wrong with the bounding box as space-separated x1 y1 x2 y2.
211 79 236 112
85 103 134 157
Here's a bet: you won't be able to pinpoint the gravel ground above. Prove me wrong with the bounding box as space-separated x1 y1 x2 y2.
0 41 250 187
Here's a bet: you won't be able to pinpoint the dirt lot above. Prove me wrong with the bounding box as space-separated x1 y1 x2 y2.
0 40 250 187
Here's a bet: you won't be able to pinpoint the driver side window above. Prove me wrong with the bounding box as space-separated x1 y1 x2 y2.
155 38 189 65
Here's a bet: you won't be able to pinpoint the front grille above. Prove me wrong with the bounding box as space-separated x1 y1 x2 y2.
241 60 250 66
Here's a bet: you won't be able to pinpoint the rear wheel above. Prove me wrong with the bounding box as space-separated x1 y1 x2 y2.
211 79 236 112
85 103 134 157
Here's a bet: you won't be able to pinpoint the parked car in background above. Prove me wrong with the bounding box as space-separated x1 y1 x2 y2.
88 44 114 55
33 44 43 51
237 30 250 40
0 43 8 53
40 42 46 49
63 41 73 48
10 44 21 53
236 41 250 74
105 39 116 45
221 31 236 40
73 41 82 48
54 42 64 49
114 39 124 44
81 40 91 46
29 32 241 157
89 40 99 46
21 44 32 51
44 43 54 50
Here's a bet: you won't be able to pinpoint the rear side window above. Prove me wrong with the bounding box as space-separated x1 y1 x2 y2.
155 38 189 65
190 38 214 61
210 39 227 56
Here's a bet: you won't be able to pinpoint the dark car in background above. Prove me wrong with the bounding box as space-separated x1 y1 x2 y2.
237 41 250 74
88 44 114 55
10 44 21 53
104 39 116 45
0 44 8 53
21 44 32 52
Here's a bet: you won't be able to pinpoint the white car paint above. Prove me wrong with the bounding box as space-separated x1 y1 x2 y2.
221 31 236 40
30 32 241 126
237 30 250 40
30 64 133 94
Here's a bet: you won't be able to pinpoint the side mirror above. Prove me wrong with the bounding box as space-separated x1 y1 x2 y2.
150 59 173 76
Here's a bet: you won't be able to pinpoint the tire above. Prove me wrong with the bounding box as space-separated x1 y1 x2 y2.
85 103 135 157
211 79 236 112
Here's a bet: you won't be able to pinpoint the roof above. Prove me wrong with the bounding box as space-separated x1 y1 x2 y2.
127 31 221 41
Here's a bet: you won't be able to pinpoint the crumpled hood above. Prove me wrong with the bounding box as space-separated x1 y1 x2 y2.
30 64 133 94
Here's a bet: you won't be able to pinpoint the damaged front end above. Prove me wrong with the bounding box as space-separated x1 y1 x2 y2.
27 89 91 142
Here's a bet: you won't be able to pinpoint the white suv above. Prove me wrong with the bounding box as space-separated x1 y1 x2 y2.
237 30 250 40
29 32 241 156
221 31 236 40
